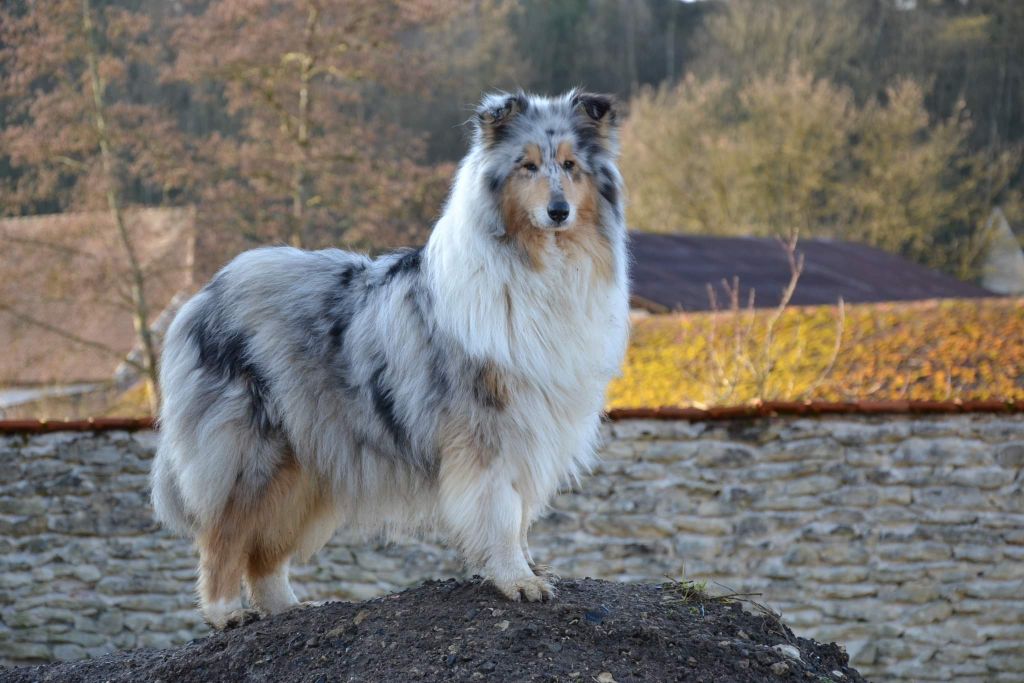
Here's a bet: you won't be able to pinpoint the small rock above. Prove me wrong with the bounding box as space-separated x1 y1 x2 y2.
737 659 750 670
597 673 617 683
773 643 802 661
771 661 789 676
496 619 510 631
831 671 846 680
353 609 369 626
737 630 750 640
479 661 496 673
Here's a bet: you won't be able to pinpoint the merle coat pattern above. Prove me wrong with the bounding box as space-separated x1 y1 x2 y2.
152 90 630 628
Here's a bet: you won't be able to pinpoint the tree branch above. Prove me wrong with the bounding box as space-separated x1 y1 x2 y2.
0 301 144 372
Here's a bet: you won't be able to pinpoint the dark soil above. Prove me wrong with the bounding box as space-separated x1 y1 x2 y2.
4 578 865 683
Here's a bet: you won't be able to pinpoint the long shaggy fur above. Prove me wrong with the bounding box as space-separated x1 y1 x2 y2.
152 90 630 627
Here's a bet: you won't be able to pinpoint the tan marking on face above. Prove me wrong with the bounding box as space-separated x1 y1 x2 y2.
554 144 614 282
556 141 577 170
500 143 552 270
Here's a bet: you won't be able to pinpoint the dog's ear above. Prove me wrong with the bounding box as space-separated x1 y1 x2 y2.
572 92 619 157
573 92 618 128
475 92 527 145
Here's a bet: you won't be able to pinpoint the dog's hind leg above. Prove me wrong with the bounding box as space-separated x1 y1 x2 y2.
197 501 256 629
243 450 333 615
245 557 298 615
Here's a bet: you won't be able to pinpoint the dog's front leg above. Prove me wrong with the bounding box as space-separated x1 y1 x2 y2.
519 500 551 577
439 447 554 602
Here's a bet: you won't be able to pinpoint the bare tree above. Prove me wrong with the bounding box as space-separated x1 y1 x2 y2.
698 233 845 405
170 0 456 251
1 0 192 413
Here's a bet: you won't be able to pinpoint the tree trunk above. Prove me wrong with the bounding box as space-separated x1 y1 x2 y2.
623 3 639 94
82 0 160 415
289 2 320 249
665 4 676 84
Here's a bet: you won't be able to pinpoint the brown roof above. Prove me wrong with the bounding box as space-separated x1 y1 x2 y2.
0 207 195 385
629 232 995 312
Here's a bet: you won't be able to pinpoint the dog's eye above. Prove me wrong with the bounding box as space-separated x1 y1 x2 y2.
562 160 575 171
523 162 538 172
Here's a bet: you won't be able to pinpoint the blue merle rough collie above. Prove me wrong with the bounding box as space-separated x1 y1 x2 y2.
151 90 630 628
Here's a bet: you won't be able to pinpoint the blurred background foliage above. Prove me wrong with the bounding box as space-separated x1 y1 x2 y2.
608 298 1024 408
3 0 1022 279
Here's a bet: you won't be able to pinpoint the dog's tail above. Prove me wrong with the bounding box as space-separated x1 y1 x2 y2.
151 438 197 536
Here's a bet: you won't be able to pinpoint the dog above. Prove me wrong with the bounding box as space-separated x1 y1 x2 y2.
151 90 630 628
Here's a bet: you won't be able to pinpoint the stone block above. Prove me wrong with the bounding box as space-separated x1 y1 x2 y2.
0 641 52 661
828 420 912 445
879 582 941 604
893 439 991 467
766 436 840 459
805 566 870 584
946 467 1016 489
913 487 987 509
692 442 756 468
822 487 879 507
721 486 765 507
780 475 840 497
673 516 732 536
745 461 820 482
52 644 86 661
750 494 821 511
952 545 1001 563
962 581 1022 600
582 514 677 538
995 487 1024 514
905 601 953 625
818 544 870 565
818 583 878 599
879 542 952 563
995 443 1024 468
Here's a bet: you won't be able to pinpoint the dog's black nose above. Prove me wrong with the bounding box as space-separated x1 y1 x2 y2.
547 200 570 224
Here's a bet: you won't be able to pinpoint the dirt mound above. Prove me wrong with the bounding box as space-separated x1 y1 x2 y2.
5 578 865 682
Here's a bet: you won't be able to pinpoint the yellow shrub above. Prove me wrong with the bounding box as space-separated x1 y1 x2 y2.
607 298 1024 408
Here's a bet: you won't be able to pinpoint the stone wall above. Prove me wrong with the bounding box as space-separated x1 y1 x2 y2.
1 414 1022 682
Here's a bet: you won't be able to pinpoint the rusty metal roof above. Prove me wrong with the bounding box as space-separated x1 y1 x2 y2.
629 232 996 312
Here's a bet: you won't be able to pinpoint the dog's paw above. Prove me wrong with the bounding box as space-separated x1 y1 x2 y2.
220 608 262 630
530 562 556 578
494 575 555 603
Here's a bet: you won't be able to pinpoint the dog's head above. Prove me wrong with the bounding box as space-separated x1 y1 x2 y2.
475 90 620 234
